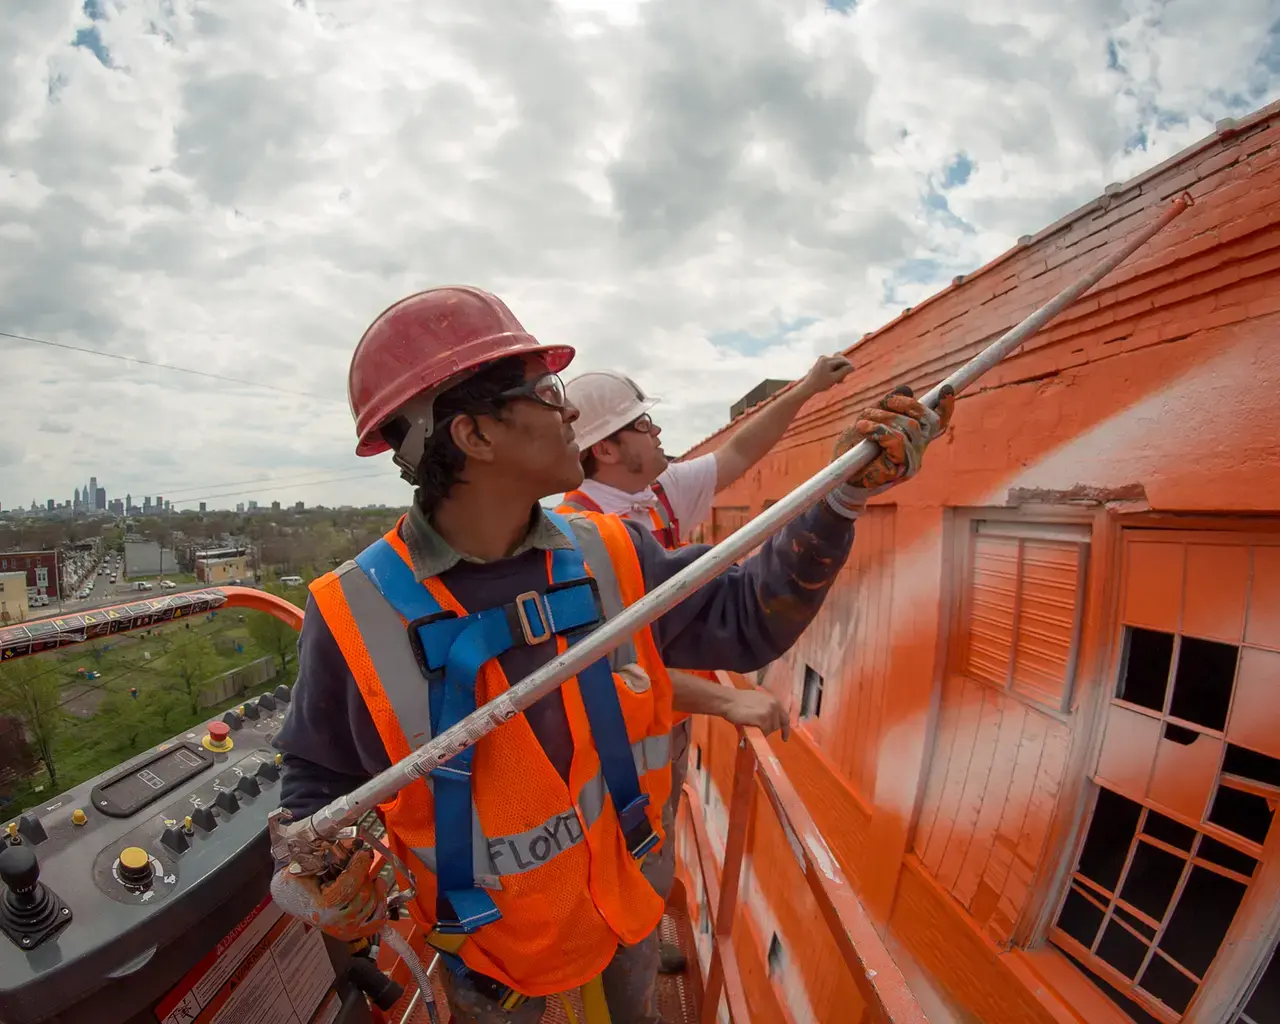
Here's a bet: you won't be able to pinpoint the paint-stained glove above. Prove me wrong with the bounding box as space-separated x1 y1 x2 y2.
825 385 955 519
270 842 389 942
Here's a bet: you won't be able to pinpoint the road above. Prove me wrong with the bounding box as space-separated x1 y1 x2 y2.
45 577 259 618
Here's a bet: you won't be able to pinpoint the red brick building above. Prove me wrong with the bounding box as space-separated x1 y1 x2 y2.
0 551 61 599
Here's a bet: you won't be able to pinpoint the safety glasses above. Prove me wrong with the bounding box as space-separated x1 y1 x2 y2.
622 413 655 434
499 372 568 410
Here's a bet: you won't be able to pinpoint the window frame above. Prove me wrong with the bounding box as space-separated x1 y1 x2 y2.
1031 520 1280 1023
948 508 1094 717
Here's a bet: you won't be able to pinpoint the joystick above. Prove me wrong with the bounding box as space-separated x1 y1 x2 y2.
0 845 71 950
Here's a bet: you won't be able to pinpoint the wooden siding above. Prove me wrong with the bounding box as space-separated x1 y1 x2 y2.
913 675 1074 943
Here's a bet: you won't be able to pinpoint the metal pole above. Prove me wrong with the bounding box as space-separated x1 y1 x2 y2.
288 194 1191 845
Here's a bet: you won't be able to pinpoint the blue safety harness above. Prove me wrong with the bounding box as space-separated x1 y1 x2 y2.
353 510 658 935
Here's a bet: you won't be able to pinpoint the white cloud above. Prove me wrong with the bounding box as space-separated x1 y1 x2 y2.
1 0 1277 511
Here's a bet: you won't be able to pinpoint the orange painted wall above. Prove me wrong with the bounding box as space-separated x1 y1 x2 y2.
675 101 1280 1022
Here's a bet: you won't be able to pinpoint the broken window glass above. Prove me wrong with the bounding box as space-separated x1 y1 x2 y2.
1208 785 1275 845
1169 636 1238 730
1159 866 1247 978
1119 842 1185 920
1118 628 1174 710
1078 787 1143 892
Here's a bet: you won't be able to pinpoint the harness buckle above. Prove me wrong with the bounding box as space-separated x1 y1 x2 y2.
514 591 552 645
405 610 458 680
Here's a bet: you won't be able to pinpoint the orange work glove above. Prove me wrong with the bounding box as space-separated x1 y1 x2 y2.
270 844 389 942
825 385 955 517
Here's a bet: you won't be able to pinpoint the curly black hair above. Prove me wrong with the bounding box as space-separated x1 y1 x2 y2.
379 357 529 515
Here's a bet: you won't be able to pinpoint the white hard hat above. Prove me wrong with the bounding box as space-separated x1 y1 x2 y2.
565 371 660 450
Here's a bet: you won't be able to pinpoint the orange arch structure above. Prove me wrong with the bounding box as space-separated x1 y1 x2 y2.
0 586 304 663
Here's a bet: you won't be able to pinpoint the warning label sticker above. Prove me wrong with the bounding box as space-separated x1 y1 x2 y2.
155 895 338 1024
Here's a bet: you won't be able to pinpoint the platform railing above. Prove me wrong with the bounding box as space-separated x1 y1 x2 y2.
675 673 929 1024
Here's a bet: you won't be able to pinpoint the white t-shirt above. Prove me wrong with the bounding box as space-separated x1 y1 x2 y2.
573 453 719 545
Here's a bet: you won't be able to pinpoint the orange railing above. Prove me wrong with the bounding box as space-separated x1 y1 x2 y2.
675 678 928 1024
0 584 302 662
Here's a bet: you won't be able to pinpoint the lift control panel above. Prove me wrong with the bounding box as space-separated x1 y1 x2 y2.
0 685 368 1024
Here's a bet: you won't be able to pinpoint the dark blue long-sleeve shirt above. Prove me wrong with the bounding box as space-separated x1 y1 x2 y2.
273 502 854 818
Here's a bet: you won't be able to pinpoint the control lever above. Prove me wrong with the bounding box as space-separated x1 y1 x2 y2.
0 845 71 950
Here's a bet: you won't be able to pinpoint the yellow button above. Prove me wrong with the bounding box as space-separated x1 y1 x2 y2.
4 822 16 839
71 809 87 826
119 847 149 871
183 815 194 831
274 753 282 766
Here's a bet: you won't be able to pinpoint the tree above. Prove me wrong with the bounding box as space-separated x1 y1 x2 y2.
165 635 216 715
248 586 299 678
0 658 64 788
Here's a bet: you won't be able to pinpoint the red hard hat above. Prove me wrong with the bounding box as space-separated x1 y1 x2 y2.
348 286 575 456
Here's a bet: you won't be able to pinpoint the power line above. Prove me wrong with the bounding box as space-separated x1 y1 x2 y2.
161 466 379 502
0 329 337 402
167 470 389 506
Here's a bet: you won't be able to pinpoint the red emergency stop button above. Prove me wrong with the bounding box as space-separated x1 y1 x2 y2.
203 720 234 753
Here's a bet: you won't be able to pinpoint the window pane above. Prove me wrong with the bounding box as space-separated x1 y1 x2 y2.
1160 865 1247 978
1097 921 1149 979
1142 809 1196 851
1118 628 1174 711
1077 788 1143 892
1120 842 1185 921
1169 636 1238 731
1139 955 1198 1015
1058 886 1106 948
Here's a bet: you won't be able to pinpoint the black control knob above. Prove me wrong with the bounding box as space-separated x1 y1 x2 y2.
257 693 277 712
221 709 243 731
214 790 239 814
235 775 261 798
190 806 217 832
0 845 39 892
274 683 292 703
241 701 261 721
0 844 69 949
161 825 191 854
256 759 280 783
117 847 154 888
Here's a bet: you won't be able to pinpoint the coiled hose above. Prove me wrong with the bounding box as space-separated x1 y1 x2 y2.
381 927 441 1024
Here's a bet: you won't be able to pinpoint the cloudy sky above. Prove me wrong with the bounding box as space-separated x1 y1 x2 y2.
2 0 1277 513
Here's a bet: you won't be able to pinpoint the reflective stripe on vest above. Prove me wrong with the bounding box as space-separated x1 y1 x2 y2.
409 731 671 880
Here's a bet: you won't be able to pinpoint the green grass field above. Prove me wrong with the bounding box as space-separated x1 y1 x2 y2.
1 609 292 817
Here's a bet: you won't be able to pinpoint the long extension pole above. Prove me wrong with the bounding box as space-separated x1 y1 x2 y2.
277 194 1191 853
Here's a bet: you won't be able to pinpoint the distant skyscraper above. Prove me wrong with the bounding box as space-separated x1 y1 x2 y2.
126 493 132 512
74 487 81 508
155 495 163 511
89 477 97 503
46 499 54 511
144 496 152 512
199 501 207 513
95 487 106 510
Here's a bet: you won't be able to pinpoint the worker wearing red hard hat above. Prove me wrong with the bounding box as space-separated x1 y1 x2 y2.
272 286 955 1023
558 355 857 975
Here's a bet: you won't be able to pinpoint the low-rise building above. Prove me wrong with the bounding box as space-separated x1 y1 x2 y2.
0 571 30 625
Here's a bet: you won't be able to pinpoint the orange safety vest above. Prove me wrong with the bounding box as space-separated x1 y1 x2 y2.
310 512 673 996
558 485 716 723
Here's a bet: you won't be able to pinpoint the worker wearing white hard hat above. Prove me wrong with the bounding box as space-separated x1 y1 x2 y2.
558 354 855 975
